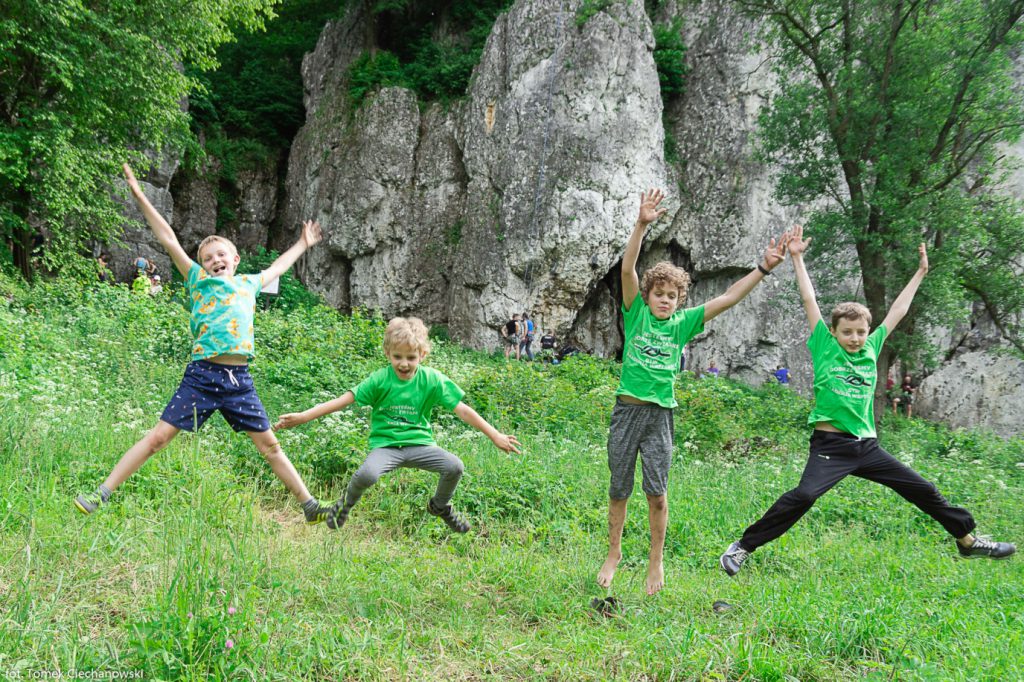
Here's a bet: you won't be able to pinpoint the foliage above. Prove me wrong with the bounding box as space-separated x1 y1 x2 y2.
237 247 326 312
741 0 1024 364
653 18 688 101
2 273 1023 679
189 0 340 149
347 0 513 108
0 0 277 279
576 0 614 27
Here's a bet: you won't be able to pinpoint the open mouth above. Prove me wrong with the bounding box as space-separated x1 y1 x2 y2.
212 264 227 275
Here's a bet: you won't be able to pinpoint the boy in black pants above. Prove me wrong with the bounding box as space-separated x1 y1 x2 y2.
720 226 1015 576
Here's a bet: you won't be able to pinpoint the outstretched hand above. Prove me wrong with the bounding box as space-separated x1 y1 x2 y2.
301 220 323 248
273 413 306 431
122 163 142 195
788 224 812 257
492 432 521 454
917 242 929 274
637 189 668 226
762 230 791 271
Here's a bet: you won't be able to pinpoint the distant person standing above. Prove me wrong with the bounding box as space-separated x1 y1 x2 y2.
774 365 790 384
519 312 535 361
706 360 720 378
502 313 521 361
96 253 112 283
900 373 916 417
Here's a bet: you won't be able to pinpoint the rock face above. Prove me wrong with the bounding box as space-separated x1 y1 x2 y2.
283 0 671 349
105 0 1021 435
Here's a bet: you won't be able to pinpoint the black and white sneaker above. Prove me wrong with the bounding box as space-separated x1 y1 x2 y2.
957 536 1016 559
720 541 751 576
326 502 350 530
427 499 470 533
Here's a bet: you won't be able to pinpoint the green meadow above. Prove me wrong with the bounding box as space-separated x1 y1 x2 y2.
1 272 1021 681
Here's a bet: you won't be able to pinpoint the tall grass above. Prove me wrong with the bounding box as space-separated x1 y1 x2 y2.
1 271 1022 680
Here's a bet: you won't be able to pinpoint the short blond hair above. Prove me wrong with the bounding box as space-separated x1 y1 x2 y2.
196 235 238 260
830 302 872 329
641 262 691 302
383 317 431 354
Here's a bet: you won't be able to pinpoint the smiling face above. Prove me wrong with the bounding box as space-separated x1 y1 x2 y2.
387 342 426 381
831 317 870 353
645 281 681 320
198 239 240 278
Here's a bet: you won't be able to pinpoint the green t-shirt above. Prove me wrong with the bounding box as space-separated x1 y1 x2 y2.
353 365 466 449
616 298 705 408
807 319 888 438
186 261 262 361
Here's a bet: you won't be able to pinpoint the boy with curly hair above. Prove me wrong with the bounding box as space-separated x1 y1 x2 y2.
598 189 790 595
275 317 520 533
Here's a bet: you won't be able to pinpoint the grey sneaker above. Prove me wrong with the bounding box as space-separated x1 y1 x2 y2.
720 541 751 576
325 502 349 530
74 486 110 515
957 536 1016 559
427 499 470 533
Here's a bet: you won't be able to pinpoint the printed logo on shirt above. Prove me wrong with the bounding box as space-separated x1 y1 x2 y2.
629 333 679 371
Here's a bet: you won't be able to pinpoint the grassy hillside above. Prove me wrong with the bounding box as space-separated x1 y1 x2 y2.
1 271 1021 680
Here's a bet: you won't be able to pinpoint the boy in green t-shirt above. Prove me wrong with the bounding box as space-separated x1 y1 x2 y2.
275 317 521 533
75 164 330 526
597 189 790 596
720 226 1015 576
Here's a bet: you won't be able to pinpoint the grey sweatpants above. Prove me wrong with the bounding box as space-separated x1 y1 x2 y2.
342 445 465 512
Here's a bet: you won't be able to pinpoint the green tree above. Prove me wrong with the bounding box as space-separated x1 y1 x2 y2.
0 0 277 279
738 0 1024 382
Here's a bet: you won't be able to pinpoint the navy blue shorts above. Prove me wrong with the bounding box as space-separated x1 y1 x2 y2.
160 361 271 433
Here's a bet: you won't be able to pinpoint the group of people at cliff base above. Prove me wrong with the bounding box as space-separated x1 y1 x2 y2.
501 312 579 364
76 173 1015 601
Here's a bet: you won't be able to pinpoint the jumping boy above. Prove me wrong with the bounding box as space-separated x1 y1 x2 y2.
274 317 520 532
598 188 790 595
719 226 1015 576
75 164 330 524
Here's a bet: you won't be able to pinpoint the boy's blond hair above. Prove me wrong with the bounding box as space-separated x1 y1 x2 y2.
384 317 432 354
641 262 691 302
196 235 238 259
830 302 872 329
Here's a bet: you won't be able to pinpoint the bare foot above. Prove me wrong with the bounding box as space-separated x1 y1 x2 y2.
597 553 621 588
645 561 664 596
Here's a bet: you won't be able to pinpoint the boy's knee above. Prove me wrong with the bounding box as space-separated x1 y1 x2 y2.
146 429 175 453
444 457 464 479
351 466 381 490
786 486 819 506
645 494 667 511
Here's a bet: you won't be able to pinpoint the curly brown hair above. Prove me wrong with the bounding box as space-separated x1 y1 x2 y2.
640 262 691 303
830 302 871 329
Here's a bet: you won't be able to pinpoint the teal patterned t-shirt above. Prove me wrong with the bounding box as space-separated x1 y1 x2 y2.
186 261 262 360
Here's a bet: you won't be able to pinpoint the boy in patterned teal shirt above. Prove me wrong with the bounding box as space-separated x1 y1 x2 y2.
75 164 330 525
597 189 790 596
275 317 520 533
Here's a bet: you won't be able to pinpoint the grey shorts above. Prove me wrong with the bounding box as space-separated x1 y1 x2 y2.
607 398 674 499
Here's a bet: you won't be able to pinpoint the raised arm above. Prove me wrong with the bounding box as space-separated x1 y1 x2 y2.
880 243 928 332
622 189 668 310
123 164 191 278
785 225 822 332
273 391 355 430
261 220 322 286
453 402 521 453
702 230 790 322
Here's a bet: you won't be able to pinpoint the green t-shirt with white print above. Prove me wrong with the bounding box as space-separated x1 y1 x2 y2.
616 298 705 408
807 319 888 438
353 365 466 449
